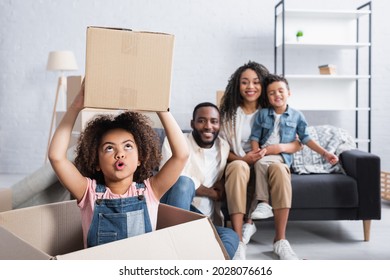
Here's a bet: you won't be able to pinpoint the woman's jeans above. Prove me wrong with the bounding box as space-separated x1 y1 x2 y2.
161 176 239 259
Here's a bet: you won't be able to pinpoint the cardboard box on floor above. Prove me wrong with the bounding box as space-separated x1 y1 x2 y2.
0 200 228 260
0 188 12 212
84 26 174 112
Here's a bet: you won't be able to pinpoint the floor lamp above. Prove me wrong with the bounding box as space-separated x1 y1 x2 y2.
45 51 78 163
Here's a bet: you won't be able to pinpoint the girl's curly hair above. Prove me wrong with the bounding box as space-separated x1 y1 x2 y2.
219 61 270 127
74 111 161 184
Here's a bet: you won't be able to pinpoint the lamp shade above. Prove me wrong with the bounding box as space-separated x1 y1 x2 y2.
46 51 78 71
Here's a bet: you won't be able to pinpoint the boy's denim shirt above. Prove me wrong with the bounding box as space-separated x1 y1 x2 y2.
250 105 312 167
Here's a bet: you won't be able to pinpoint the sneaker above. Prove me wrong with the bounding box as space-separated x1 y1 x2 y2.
273 239 299 260
251 202 274 220
233 241 246 260
242 222 257 245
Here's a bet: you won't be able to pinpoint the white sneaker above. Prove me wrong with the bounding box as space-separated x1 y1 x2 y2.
251 202 274 220
233 241 246 260
242 222 257 245
273 239 299 260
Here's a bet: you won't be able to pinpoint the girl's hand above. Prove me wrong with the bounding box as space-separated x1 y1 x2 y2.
71 79 85 110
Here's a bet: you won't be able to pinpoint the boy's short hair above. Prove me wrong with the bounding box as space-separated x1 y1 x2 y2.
266 74 290 90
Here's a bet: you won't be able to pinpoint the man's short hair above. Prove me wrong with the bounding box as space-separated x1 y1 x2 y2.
192 102 220 120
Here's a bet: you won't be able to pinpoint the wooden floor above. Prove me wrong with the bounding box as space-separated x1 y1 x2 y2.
246 202 390 260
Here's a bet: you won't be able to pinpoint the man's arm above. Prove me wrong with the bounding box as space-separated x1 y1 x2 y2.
196 179 225 201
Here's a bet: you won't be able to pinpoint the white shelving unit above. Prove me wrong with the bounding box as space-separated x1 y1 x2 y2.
274 1 372 152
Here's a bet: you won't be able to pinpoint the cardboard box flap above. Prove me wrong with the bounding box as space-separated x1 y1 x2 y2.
88 26 172 36
88 25 132 32
157 204 229 259
0 200 83 256
56 218 225 260
157 203 204 229
0 226 50 260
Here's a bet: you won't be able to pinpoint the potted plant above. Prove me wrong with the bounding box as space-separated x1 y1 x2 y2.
296 30 303 42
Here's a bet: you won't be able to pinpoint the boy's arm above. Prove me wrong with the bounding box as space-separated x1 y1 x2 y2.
150 112 189 200
265 140 302 155
306 140 339 165
48 82 88 201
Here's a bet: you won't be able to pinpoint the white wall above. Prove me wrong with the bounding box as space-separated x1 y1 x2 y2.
0 0 389 174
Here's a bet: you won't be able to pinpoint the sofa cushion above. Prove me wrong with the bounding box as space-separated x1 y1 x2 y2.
291 173 358 209
291 125 356 175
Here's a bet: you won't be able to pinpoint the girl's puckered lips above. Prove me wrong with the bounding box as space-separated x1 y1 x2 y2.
115 160 125 170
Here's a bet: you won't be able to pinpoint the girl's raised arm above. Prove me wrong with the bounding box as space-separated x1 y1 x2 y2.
48 82 88 201
150 111 189 199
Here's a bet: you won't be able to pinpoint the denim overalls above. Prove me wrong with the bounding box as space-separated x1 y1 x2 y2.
87 182 152 248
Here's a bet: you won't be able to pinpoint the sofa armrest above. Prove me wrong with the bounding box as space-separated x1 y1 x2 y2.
340 149 381 220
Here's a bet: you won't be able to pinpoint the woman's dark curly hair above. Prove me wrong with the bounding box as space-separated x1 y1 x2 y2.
219 61 270 127
74 111 161 184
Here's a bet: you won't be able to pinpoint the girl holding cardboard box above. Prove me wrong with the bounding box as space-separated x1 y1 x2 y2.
48 80 189 248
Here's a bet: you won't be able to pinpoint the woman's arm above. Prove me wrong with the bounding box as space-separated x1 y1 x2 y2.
150 112 189 199
48 82 87 201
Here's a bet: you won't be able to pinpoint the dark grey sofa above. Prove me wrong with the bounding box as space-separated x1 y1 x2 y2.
289 149 381 241
156 128 381 241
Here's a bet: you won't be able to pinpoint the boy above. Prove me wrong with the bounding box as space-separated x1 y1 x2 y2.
249 74 338 220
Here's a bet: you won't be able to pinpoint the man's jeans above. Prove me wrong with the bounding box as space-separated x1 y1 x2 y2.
160 176 195 210
161 176 239 259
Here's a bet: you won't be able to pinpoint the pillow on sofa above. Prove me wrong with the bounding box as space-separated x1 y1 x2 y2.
291 125 356 174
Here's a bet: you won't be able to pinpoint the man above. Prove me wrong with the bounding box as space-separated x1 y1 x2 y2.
160 102 239 260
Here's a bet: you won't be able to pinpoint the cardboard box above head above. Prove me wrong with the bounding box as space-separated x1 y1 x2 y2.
0 200 228 260
84 26 175 112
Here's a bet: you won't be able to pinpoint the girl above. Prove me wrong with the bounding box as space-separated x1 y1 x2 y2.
48 81 189 248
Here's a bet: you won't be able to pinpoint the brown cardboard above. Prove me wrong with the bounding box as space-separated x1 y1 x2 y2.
0 188 12 212
318 64 336 75
67 75 84 109
84 26 174 112
0 227 50 260
0 200 228 260
0 200 82 259
216 90 224 107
